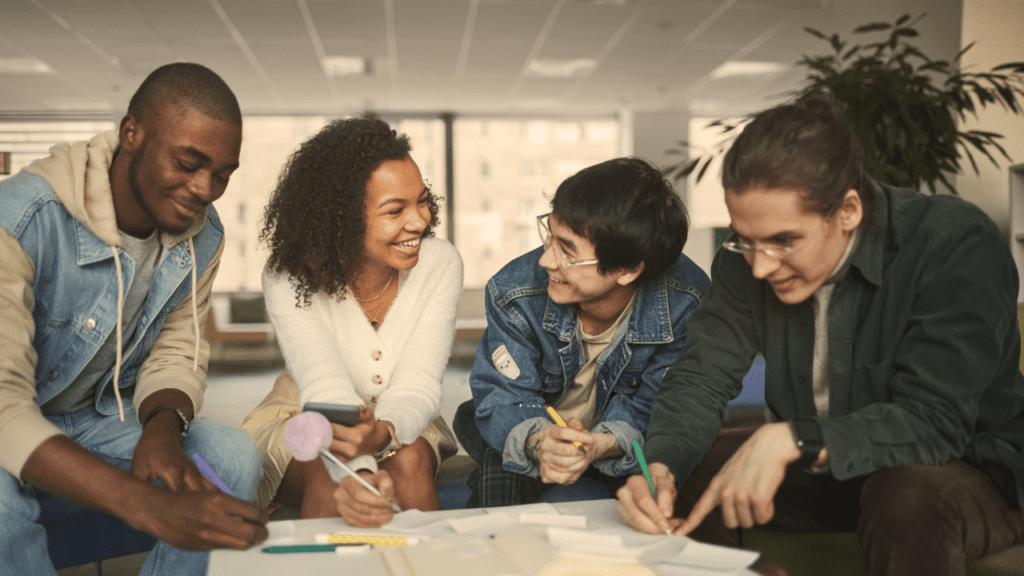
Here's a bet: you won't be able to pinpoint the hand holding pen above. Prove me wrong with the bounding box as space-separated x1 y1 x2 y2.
285 412 402 517
546 405 588 456
615 444 681 536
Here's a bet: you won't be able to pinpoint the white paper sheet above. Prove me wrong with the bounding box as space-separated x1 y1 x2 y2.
263 520 296 545
448 510 520 534
518 512 587 528
664 540 760 570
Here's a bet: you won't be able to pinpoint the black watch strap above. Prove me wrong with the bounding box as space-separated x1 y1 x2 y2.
790 417 824 467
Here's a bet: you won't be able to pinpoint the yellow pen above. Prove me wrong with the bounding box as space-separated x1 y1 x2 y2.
545 405 588 456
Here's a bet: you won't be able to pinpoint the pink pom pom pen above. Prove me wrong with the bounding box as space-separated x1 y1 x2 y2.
285 411 401 513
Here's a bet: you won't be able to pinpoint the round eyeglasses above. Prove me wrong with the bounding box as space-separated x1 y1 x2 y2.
536 213 599 274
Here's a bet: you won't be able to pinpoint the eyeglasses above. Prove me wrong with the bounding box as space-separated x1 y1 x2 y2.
720 237 797 260
536 213 599 274
722 198 844 260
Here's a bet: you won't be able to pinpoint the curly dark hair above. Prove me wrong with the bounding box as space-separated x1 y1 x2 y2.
260 116 440 307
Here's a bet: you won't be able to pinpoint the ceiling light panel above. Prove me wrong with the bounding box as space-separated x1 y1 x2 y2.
0 58 54 74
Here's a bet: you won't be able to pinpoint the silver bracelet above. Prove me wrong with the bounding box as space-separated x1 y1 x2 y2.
143 405 190 438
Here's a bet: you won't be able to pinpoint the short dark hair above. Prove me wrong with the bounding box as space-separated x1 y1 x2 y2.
550 157 688 284
260 116 439 307
127 62 241 127
721 89 875 230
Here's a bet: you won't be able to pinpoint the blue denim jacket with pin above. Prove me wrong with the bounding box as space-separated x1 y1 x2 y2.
470 246 710 478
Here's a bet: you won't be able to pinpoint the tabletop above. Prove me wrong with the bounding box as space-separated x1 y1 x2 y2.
208 499 761 576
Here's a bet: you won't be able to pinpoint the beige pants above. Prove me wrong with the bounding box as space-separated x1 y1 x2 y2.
241 370 457 508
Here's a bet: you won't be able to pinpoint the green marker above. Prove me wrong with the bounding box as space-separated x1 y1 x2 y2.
633 439 657 497
262 544 341 554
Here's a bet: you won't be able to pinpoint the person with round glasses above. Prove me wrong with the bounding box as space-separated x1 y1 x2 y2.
616 90 1024 576
453 157 709 508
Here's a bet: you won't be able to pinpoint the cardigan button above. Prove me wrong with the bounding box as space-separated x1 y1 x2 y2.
84 318 96 330
371 350 382 361
629 378 640 388
372 375 383 385
48 370 58 381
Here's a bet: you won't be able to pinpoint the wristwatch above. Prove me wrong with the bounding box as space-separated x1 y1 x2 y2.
789 417 824 467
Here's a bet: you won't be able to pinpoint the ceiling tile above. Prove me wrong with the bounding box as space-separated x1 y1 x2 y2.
35 0 158 41
471 2 553 47
0 1 75 40
516 76 573 100
91 41 184 81
393 2 469 44
128 0 230 40
307 0 388 47
219 1 309 41
537 2 635 59
15 39 120 76
689 4 795 49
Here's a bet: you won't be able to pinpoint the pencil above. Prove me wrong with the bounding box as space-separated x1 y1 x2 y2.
319 449 402 513
545 405 588 456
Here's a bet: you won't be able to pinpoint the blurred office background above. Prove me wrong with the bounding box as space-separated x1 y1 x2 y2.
0 2 1021 572
2 0 1021 469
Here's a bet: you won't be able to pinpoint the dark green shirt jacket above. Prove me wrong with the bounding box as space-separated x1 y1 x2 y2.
646 182 1024 507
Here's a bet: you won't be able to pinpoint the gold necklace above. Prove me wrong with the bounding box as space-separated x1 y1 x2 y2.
352 269 396 303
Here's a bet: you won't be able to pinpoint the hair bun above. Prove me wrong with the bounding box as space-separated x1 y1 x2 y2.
794 88 847 119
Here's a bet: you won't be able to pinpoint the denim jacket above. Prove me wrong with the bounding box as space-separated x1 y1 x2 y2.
470 247 710 478
0 132 224 478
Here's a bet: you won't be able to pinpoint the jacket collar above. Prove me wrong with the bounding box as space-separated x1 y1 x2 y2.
846 180 890 288
541 274 673 345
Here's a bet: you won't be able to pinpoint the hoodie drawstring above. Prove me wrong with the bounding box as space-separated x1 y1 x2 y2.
189 237 199 371
110 246 126 422
108 239 200 423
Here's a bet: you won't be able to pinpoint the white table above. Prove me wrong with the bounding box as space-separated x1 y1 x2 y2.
208 499 760 576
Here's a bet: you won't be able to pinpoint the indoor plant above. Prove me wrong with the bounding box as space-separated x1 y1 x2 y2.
667 13 1024 195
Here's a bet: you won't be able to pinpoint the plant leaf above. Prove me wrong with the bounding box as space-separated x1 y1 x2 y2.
854 22 891 33
804 27 827 40
696 157 714 183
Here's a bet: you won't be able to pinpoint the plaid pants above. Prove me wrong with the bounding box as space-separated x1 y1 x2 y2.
454 400 626 508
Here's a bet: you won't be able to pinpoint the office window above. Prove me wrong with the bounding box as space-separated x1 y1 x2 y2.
454 118 619 288
0 120 116 182
686 117 746 229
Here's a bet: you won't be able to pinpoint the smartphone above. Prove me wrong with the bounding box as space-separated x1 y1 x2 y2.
303 402 361 426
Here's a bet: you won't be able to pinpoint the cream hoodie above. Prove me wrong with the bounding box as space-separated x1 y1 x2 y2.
0 132 224 479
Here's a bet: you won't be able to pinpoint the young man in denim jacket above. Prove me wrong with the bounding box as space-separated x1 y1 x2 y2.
454 157 710 507
0 63 268 576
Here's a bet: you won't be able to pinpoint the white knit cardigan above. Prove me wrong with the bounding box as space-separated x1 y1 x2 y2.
262 237 464 444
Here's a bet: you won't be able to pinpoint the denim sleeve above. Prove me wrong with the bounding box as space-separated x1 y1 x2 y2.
470 283 551 466
500 416 552 477
590 301 696 477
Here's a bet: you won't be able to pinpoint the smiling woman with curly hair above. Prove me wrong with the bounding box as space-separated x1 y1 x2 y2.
260 116 441 305
241 116 463 525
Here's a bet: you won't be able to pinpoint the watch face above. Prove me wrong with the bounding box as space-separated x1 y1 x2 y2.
792 419 821 447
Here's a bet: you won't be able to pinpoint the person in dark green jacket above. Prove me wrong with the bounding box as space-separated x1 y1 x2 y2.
616 89 1024 576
